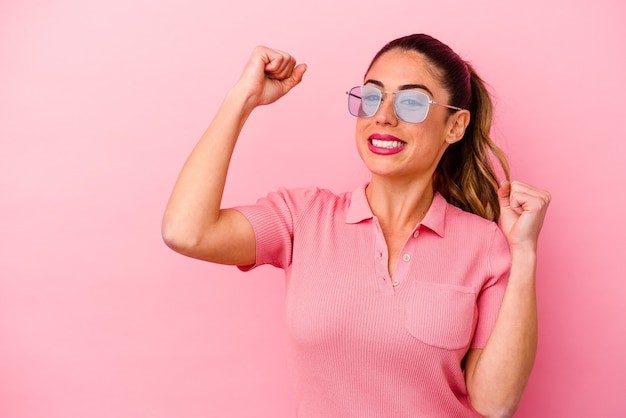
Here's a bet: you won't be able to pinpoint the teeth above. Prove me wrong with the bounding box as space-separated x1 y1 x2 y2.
371 139 405 149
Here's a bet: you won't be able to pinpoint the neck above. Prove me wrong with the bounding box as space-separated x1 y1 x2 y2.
366 176 435 230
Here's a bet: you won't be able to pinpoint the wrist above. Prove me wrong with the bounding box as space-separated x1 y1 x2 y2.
510 244 537 262
507 246 538 286
220 86 258 122
508 239 538 255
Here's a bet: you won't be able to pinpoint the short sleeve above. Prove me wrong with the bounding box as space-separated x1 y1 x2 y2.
232 187 319 271
470 224 511 348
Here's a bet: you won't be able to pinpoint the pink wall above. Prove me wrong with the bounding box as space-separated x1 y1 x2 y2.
1 0 625 417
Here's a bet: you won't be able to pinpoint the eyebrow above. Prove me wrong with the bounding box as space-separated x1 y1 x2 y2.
364 79 435 97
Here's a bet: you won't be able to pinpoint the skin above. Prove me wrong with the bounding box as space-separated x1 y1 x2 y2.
162 45 551 418
355 49 471 276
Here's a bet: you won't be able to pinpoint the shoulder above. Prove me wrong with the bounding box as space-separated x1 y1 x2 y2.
442 200 508 253
444 201 500 233
442 201 511 275
253 185 351 215
271 185 349 204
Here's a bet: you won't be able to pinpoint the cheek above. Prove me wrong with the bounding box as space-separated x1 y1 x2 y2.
355 118 368 135
354 121 369 160
354 120 373 147
415 119 448 142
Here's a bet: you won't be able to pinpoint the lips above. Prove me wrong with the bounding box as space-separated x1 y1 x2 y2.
367 134 406 155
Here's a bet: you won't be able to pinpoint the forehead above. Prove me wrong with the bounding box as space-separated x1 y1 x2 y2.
365 49 442 90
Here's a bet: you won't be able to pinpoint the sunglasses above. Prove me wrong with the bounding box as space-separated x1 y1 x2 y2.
346 85 464 124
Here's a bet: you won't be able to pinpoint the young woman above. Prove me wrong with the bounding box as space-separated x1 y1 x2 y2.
162 34 551 417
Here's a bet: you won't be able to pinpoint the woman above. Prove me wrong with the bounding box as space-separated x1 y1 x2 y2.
162 34 551 417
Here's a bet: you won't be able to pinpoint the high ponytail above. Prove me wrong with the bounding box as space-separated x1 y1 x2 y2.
368 34 510 222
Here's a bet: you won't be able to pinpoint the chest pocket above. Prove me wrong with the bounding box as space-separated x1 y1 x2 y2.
405 281 476 350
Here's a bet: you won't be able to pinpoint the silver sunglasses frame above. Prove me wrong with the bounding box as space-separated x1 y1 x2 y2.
346 85 464 123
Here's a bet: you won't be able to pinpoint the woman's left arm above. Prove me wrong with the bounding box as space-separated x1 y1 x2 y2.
465 180 551 418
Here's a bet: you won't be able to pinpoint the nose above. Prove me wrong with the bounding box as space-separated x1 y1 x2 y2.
375 92 398 125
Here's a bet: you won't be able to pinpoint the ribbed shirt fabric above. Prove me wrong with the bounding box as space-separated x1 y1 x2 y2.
234 184 511 418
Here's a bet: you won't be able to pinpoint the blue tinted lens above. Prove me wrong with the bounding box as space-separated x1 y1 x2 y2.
394 90 430 123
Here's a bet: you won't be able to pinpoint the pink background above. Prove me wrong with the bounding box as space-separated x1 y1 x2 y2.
1 0 625 417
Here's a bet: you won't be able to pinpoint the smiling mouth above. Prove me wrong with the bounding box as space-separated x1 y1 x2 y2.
369 138 406 149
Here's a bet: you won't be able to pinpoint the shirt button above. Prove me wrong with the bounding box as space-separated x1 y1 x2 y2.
413 230 420 238
392 280 400 287
402 253 411 262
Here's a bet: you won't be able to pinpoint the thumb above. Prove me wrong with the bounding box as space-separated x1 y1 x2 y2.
498 180 511 212
286 63 307 88
497 180 516 236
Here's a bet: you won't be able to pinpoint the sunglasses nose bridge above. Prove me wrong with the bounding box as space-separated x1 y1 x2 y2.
376 91 398 120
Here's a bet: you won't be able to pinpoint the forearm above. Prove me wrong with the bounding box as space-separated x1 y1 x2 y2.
162 87 255 248
467 247 538 417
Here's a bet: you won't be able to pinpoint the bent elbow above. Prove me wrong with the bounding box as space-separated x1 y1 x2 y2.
161 216 203 256
471 398 520 418
161 209 254 265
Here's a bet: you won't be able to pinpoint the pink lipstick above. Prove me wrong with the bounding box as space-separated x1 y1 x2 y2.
367 134 407 155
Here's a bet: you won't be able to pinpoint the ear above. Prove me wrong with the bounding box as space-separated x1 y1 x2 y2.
445 109 470 145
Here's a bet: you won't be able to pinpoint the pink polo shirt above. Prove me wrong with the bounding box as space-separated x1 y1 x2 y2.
234 184 510 417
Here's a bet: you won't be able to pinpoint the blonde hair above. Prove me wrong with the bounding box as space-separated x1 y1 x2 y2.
433 64 510 221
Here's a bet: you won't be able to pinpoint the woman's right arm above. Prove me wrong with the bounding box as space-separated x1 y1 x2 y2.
161 46 307 265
